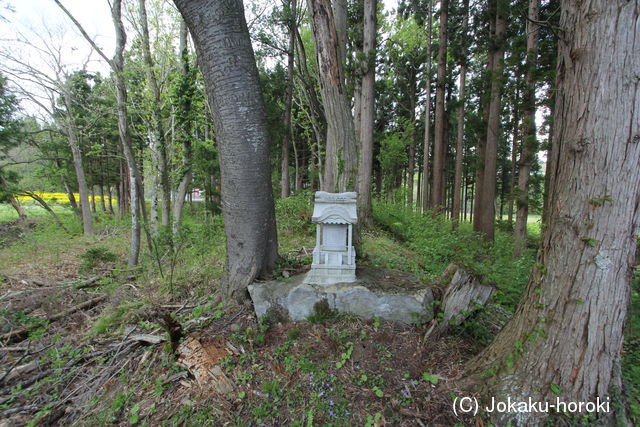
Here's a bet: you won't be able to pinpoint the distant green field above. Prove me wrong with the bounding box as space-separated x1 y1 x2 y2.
0 203 74 223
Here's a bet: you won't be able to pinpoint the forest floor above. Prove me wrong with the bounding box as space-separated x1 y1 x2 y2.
0 196 638 426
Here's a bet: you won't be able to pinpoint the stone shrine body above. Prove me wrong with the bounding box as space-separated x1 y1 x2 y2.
304 191 357 285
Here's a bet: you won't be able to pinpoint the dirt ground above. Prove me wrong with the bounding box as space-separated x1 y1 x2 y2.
0 223 487 426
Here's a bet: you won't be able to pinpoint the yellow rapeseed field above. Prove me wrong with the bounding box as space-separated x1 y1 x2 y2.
15 192 114 203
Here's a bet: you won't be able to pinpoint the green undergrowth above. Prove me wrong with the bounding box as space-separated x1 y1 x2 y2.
623 270 640 423
372 202 537 311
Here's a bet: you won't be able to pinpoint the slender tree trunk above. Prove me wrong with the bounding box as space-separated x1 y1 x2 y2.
111 0 144 266
407 73 417 207
61 95 93 236
421 0 433 213
307 0 358 192
107 185 114 215
514 0 540 255
474 0 506 241
452 0 469 229
357 0 376 228
280 0 297 199
431 0 448 210
466 3 640 425
149 154 159 235
174 0 279 301
507 93 519 225
63 180 78 214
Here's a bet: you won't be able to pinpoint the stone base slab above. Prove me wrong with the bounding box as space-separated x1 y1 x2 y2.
248 267 434 323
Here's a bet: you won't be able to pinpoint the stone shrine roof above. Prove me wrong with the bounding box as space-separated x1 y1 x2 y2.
311 191 357 224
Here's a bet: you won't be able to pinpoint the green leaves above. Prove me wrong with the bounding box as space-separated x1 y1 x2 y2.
422 372 439 385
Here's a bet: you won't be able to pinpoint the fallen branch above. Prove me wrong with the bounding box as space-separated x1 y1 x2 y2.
18 191 68 232
1 294 107 344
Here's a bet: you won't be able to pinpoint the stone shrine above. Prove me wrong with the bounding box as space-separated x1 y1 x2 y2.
304 191 357 285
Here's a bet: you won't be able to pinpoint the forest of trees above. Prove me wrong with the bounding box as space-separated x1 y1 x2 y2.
0 0 638 425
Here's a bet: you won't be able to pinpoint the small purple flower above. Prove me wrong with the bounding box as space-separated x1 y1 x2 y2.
330 387 334 392
256 391 261 396
266 393 270 398
329 410 336 417
330 373 335 378
319 391 325 397
329 400 334 406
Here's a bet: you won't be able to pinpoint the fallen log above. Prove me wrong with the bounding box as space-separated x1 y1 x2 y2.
1 294 107 344
424 264 495 340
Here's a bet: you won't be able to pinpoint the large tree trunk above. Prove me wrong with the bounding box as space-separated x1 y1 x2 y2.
138 0 171 230
466 1 640 425
421 0 433 213
174 0 279 302
513 0 540 255
473 0 505 241
307 0 358 192
357 0 376 228
431 0 448 210
280 0 297 199
451 0 468 229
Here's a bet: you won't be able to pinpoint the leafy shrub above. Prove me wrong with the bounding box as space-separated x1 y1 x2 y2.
79 247 117 273
372 202 536 312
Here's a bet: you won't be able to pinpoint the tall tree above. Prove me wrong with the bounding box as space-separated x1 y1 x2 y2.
307 0 358 192
357 0 376 228
466 1 640 424
421 0 433 212
473 0 506 241
280 0 297 198
513 0 540 254
137 0 171 232
451 0 469 228
172 20 194 233
431 0 448 210
54 0 146 266
173 0 279 301
0 74 26 221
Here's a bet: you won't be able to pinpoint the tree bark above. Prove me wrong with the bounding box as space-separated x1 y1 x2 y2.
307 0 358 192
173 0 279 301
331 0 348 79
431 0 448 210
451 0 469 229
474 0 506 241
357 0 376 228
421 0 433 213
514 0 540 255
466 2 640 425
